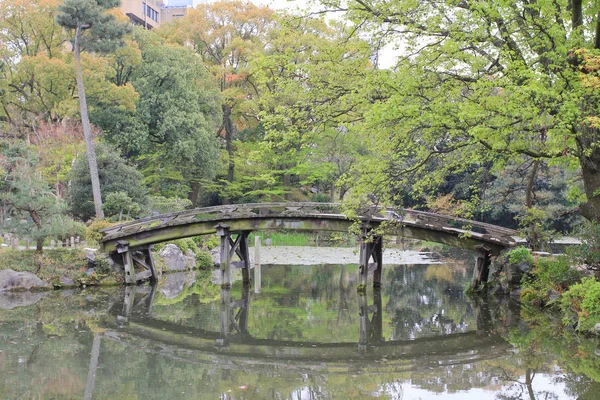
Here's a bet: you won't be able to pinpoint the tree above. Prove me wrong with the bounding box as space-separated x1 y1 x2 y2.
98 29 222 203
56 0 130 219
312 0 600 222
249 15 375 200
0 144 82 252
166 0 275 189
68 143 147 221
102 191 141 221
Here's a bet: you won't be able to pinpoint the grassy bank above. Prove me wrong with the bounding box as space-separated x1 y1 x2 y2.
495 247 600 335
0 248 120 287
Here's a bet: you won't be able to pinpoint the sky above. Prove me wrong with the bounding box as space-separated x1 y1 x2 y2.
191 0 300 8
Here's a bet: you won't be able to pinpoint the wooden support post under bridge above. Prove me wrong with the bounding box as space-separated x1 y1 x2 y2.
471 245 492 291
358 288 384 352
217 285 251 347
115 241 158 285
358 227 383 289
216 225 252 288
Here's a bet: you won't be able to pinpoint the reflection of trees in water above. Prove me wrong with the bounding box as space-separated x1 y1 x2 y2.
384 264 474 340
5 286 600 399
563 374 600 400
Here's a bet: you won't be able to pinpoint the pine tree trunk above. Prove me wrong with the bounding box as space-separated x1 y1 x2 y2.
36 238 44 253
189 181 200 206
222 105 235 183
74 24 104 219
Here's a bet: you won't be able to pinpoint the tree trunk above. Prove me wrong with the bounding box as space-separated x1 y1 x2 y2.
222 105 235 183
525 160 539 209
283 173 291 200
189 181 200 206
576 123 600 222
74 24 104 219
525 369 535 400
29 211 44 253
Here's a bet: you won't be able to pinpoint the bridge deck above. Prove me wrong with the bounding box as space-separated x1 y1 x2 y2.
100 202 517 253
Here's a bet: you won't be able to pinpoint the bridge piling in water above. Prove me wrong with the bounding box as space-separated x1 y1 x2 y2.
358 227 383 289
471 245 492 291
116 242 157 285
216 225 252 288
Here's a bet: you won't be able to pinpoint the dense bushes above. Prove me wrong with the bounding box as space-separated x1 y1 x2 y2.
520 256 581 306
85 219 114 246
560 278 600 333
503 247 600 334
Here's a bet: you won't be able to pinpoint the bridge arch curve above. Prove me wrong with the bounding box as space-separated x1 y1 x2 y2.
99 202 517 287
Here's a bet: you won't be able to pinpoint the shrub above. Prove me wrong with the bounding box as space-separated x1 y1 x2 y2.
560 277 600 332
521 255 581 307
85 219 114 246
568 221 600 277
516 207 555 252
154 238 198 254
312 193 332 203
196 250 214 269
192 234 220 250
144 196 193 217
508 246 534 265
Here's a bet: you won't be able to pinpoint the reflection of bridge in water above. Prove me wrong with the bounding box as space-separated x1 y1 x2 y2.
100 202 518 290
80 273 517 398
94 282 510 364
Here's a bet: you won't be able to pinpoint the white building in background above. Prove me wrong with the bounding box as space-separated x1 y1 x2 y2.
120 0 192 29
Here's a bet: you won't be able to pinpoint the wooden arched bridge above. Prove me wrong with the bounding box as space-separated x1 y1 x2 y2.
99 202 518 289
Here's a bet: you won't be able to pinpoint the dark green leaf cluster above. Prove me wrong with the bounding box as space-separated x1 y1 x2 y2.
57 0 130 53
67 143 147 221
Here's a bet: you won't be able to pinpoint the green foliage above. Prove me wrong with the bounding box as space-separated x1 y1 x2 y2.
84 219 114 245
517 207 555 252
102 191 141 222
48 215 86 241
101 29 221 198
68 143 147 221
507 246 534 265
312 193 331 203
560 277 600 332
192 235 220 251
154 238 198 254
0 144 82 250
0 248 91 282
250 231 313 246
143 196 192 216
56 0 130 54
195 250 214 269
311 0 600 224
568 221 600 273
521 256 581 307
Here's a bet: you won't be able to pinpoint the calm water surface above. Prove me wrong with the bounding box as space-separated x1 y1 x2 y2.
1 248 599 399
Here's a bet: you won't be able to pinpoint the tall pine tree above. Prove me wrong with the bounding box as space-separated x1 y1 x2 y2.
56 0 129 219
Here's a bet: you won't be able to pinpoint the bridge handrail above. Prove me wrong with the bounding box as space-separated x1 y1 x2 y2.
98 202 343 236
99 202 517 245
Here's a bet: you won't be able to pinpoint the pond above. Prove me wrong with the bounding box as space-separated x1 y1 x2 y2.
1 247 599 399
